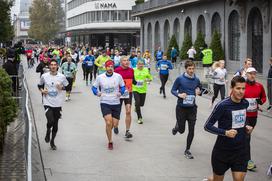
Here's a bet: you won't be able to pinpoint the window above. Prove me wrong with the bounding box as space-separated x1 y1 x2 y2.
228 10 240 61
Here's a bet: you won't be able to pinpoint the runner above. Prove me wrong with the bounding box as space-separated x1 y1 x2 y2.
36 54 50 77
92 60 126 150
84 50 95 85
80 51 87 81
234 58 252 78
61 55 77 101
143 49 152 72
244 67 266 171
114 56 134 138
129 50 138 69
171 60 202 159
95 50 111 75
38 59 69 150
155 47 163 61
132 60 153 124
211 60 228 107
113 50 121 69
156 55 173 98
204 76 252 181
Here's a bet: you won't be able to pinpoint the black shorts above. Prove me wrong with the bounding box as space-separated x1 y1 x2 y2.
212 148 247 175
120 92 133 106
100 103 121 120
246 117 257 128
66 77 74 92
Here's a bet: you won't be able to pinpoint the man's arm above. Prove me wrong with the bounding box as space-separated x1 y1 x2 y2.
171 78 180 98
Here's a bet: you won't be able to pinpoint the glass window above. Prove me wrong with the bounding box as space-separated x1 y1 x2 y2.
228 10 240 61
113 11 118 21
102 11 109 22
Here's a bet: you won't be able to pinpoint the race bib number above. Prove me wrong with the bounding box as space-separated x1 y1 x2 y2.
120 90 129 99
87 61 93 66
246 98 257 112
48 87 58 97
183 95 195 105
136 80 144 87
103 87 115 94
232 109 246 129
160 64 168 70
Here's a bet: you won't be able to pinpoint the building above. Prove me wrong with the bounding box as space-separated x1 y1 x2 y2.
65 0 141 49
132 0 271 75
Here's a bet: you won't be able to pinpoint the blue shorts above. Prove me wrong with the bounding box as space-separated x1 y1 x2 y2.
100 103 121 120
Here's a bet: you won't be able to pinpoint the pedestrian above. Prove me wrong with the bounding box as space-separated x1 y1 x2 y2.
114 56 134 139
211 60 228 107
84 50 95 85
38 59 69 150
204 76 252 181
155 47 163 61
187 46 196 61
267 58 272 110
171 47 178 67
92 60 126 150
95 50 111 75
234 58 252 79
171 60 202 159
244 67 266 171
132 60 153 124
61 55 77 101
156 55 173 98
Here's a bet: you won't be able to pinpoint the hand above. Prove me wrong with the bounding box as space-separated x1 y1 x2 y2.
116 92 121 97
225 129 238 138
41 88 48 95
246 125 253 134
97 92 102 97
195 88 201 96
178 93 187 99
56 83 63 91
220 77 224 81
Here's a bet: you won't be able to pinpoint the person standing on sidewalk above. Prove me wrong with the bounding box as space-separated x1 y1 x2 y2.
114 56 134 139
244 67 266 171
171 60 202 159
132 60 153 124
156 55 173 98
211 60 228 107
92 60 126 150
38 59 69 150
204 76 252 181
267 58 272 111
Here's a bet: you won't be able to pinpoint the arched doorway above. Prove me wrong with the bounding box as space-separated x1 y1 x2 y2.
247 7 263 73
211 12 221 36
154 21 161 50
228 10 240 61
147 23 152 52
184 17 192 37
197 15 206 37
164 20 170 50
173 18 180 45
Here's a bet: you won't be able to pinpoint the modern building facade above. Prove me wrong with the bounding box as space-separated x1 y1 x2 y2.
132 0 271 75
65 0 141 49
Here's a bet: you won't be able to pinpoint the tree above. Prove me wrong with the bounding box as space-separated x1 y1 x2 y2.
135 0 144 4
0 0 14 44
28 0 64 43
180 33 192 60
166 35 179 59
0 68 17 151
194 32 206 61
210 31 224 62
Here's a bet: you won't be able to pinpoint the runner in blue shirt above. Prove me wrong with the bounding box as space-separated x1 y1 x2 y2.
84 50 95 85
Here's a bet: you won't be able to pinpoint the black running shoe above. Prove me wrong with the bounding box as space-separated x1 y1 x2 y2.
267 106 272 111
113 127 119 134
50 140 57 150
45 131 50 143
184 150 194 159
160 88 162 94
172 128 177 135
125 130 133 139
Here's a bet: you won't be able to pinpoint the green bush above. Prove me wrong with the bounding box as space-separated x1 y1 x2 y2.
166 35 179 60
210 30 224 62
0 68 17 151
135 0 144 4
180 33 192 60
194 32 206 61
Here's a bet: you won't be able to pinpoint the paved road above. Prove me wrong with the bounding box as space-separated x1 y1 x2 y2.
25 62 272 181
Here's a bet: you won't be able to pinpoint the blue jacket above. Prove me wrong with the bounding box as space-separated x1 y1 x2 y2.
156 51 163 61
129 56 138 68
84 55 95 67
171 48 178 58
171 73 202 107
156 60 173 75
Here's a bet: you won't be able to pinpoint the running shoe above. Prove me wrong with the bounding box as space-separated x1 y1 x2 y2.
172 128 177 135
50 140 57 150
159 88 162 94
125 130 133 139
184 150 194 159
113 127 119 134
65 97 68 101
247 160 257 171
267 106 272 111
45 131 50 143
108 142 113 150
137 118 143 124
163 95 166 99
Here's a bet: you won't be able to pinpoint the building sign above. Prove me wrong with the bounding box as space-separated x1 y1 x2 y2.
94 2 117 9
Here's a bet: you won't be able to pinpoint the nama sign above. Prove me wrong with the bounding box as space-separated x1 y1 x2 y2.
94 2 117 9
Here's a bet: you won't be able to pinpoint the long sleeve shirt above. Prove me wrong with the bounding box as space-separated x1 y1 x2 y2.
204 97 249 151
156 60 173 75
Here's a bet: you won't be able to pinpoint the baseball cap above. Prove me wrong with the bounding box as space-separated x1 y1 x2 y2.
246 67 257 73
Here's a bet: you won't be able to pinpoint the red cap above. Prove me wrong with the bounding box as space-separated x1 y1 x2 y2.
105 60 114 67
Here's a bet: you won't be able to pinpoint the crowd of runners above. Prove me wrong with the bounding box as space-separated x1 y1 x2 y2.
23 43 272 181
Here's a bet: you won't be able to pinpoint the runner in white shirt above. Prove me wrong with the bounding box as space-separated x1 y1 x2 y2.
187 46 197 61
92 60 126 150
38 59 69 150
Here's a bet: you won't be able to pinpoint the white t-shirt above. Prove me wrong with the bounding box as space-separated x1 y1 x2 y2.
93 72 125 105
39 72 69 107
213 68 227 85
187 48 196 59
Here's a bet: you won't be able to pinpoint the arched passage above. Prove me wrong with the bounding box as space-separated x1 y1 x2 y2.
228 10 240 61
164 20 170 50
197 15 206 36
154 21 161 49
173 18 180 45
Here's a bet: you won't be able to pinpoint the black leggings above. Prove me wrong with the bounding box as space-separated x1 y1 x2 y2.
133 92 146 119
85 66 93 82
175 105 197 151
66 77 74 92
160 74 169 96
44 106 61 141
82 64 86 79
93 65 98 79
212 83 225 103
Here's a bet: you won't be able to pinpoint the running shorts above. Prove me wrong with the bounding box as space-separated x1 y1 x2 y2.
120 92 133 106
100 103 121 120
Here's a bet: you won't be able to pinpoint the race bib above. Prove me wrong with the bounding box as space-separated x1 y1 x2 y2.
136 80 144 87
160 64 168 70
246 98 257 112
103 87 115 94
183 95 195 105
232 109 246 129
120 90 129 99
48 87 58 97
87 61 93 66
